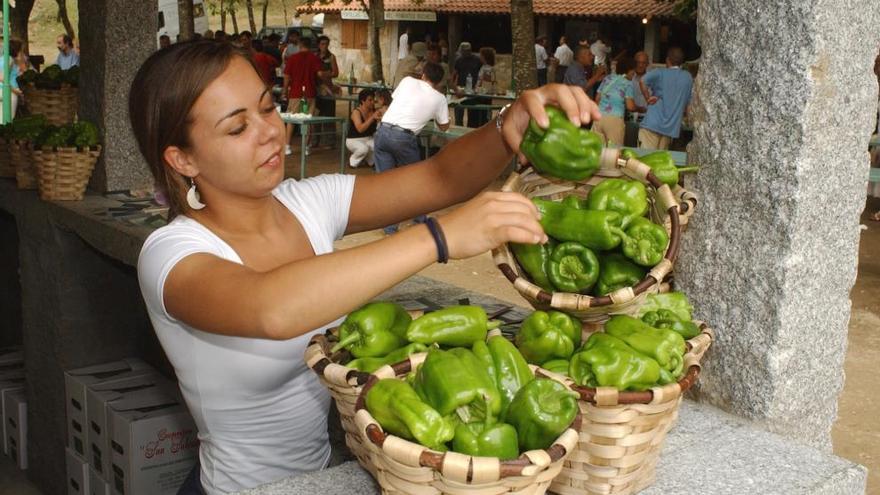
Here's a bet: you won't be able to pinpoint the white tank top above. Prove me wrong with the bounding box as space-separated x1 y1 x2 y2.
137 175 356 494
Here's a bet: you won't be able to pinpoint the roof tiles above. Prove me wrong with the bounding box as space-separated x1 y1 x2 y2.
300 0 678 18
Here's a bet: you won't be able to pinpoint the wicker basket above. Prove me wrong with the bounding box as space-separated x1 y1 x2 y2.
10 139 37 190
492 152 695 322
33 145 101 201
353 351 581 495
0 138 12 178
544 322 714 495
305 331 379 474
23 84 78 125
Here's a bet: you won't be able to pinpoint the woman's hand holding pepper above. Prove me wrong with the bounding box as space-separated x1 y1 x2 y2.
501 84 601 164
438 191 547 260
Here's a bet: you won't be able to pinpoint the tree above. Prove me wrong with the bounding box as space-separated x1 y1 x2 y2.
178 0 196 40
9 0 36 51
261 0 269 30
305 0 385 82
245 0 257 33
54 0 75 41
657 0 697 19
510 0 536 91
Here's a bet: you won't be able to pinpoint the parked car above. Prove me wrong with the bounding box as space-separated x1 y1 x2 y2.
157 0 209 46
258 25 323 44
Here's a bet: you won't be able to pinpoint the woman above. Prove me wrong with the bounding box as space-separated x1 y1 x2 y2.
0 40 24 123
345 89 380 168
315 35 340 147
129 40 598 494
467 46 497 128
592 57 636 146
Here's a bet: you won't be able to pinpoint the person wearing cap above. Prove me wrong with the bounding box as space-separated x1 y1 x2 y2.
393 41 427 88
535 35 549 86
451 41 482 126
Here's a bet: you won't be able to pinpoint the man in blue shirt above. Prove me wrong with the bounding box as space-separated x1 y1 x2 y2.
56 34 79 70
638 46 692 150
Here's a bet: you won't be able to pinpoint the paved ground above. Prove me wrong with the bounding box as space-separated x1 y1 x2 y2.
1 137 877 493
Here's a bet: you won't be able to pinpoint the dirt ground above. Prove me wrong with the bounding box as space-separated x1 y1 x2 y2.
297 130 880 493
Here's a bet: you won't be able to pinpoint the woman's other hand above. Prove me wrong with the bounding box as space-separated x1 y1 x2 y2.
438 191 547 259
501 84 601 163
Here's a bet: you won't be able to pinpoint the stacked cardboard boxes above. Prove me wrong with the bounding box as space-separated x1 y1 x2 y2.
1 347 26 470
64 359 199 495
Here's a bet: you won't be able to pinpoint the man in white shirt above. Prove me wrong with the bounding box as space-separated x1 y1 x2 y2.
552 35 573 83
535 35 549 86
591 36 611 67
373 62 450 234
398 27 411 60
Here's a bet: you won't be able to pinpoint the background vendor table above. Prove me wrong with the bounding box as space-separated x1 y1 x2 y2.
418 122 473 157
280 114 347 179
318 93 358 116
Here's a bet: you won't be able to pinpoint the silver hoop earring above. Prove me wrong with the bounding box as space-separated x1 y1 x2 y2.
186 178 206 210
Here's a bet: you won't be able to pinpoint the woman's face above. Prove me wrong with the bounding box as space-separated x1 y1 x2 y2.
319 40 329 53
183 56 285 203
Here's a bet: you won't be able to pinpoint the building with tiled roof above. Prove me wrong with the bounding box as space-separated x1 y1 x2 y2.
300 0 679 18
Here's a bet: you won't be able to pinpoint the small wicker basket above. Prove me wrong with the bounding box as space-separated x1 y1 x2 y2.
0 138 13 178
545 322 714 495
353 351 581 495
33 145 101 201
10 139 37 190
23 84 78 125
492 151 696 322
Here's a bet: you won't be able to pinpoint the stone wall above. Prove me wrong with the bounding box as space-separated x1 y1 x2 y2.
678 0 880 450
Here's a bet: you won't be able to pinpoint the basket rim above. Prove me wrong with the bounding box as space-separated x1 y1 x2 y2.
353 355 582 480
494 157 694 309
565 321 714 405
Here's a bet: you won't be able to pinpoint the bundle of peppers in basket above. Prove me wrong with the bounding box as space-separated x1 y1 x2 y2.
515 293 700 390
512 178 669 296
365 335 579 458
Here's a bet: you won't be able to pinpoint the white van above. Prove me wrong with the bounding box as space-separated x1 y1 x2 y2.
157 0 209 46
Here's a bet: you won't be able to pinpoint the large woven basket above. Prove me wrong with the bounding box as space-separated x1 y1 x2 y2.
33 145 101 201
305 330 378 474
544 321 714 495
10 139 37 189
353 351 581 495
0 138 12 178
23 84 78 125
492 151 695 322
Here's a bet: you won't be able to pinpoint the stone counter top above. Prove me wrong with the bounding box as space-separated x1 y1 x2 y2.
240 400 866 494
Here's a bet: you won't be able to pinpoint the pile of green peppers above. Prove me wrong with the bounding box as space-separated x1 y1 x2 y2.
337 301 578 458
518 292 701 390
513 178 669 295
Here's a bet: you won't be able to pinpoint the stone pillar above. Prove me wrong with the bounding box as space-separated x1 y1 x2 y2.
643 21 659 62
536 17 551 38
678 1 880 451
79 0 156 193
448 15 462 64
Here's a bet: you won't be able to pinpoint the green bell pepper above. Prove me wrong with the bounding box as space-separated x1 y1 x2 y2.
548 242 600 293
506 378 578 451
520 106 605 181
406 306 500 347
533 198 626 251
414 347 503 423
569 332 671 390
331 302 412 358
451 395 520 460
620 149 699 187
605 315 686 378
585 178 648 228
620 217 669 267
475 336 534 420
365 378 455 451
541 359 571 376
642 309 700 339
511 239 556 292
561 194 588 210
638 291 694 321
347 343 429 373
594 253 647 296
515 310 582 365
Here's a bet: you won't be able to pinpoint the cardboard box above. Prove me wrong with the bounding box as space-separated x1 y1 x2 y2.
89 465 111 495
109 390 198 495
4 388 27 469
86 373 172 477
64 359 152 458
0 377 24 455
66 447 90 495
